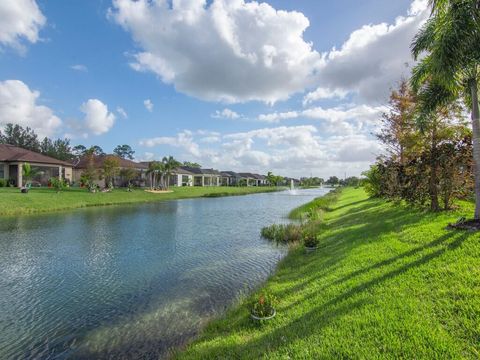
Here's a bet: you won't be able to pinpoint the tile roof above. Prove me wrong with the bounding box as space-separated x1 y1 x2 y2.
74 154 148 169
0 144 72 166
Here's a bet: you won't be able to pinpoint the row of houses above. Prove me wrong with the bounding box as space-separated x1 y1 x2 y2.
0 144 297 188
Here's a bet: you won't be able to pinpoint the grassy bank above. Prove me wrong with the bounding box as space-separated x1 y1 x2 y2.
0 186 282 216
178 188 479 359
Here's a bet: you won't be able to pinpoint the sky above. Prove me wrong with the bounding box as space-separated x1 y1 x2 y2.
0 0 429 178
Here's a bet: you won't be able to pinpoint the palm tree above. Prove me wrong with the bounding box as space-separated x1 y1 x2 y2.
410 0 480 218
162 156 181 190
146 161 159 190
22 162 38 187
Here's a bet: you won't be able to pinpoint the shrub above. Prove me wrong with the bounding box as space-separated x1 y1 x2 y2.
303 232 319 248
49 177 66 192
250 292 277 318
0 179 6 187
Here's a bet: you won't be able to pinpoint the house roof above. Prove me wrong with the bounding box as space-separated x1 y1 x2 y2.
0 144 72 167
74 154 148 169
220 171 238 177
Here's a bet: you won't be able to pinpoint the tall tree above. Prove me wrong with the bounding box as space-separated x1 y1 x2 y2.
411 0 480 217
72 145 87 158
113 144 135 160
0 124 40 152
40 137 73 161
102 156 120 188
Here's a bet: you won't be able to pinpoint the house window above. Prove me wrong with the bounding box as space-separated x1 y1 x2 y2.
0 165 4 179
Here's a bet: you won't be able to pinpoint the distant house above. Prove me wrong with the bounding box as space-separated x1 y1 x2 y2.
238 172 265 186
73 154 148 187
220 171 242 186
0 144 73 187
181 167 221 186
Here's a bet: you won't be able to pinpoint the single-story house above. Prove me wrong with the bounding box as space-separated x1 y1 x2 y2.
0 144 73 187
73 154 148 187
238 172 264 186
220 171 241 186
179 167 221 186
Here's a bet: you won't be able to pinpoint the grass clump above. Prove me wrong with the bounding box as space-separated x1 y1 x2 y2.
260 223 303 244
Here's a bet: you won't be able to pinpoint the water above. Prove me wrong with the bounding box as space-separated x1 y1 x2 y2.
0 188 328 359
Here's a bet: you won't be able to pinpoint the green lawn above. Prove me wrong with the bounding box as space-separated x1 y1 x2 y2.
177 188 480 359
0 186 282 215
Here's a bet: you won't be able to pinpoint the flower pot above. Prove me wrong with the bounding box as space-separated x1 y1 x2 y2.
250 309 276 321
305 246 317 253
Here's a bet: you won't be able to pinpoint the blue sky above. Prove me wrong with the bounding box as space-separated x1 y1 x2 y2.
0 0 427 177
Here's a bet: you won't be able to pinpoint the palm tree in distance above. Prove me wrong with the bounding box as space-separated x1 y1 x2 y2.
410 0 480 218
162 156 181 190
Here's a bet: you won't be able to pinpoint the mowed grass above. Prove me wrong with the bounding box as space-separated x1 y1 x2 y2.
177 188 480 359
0 186 282 215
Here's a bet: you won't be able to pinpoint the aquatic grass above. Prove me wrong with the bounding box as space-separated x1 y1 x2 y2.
178 188 480 359
0 186 283 216
260 223 303 244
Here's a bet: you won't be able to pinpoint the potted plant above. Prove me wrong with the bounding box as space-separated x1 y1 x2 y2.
303 232 319 252
250 292 277 321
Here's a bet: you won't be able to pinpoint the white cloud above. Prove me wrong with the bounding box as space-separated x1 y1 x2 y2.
312 0 429 104
0 80 61 137
109 0 322 103
0 0 46 52
80 99 116 135
212 108 240 120
257 104 387 135
143 99 153 112
116 107 128 119
70 64 88 72
140 130 201 157
302 87 348 105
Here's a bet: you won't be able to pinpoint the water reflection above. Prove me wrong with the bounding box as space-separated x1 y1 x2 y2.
0 188 328 359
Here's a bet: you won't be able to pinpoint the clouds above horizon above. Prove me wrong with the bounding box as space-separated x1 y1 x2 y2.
0 0 46 52
139 125 380 177
109 0 322 104
0 80 61 137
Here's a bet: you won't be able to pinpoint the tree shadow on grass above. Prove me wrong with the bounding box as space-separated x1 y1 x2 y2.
179 227 471 359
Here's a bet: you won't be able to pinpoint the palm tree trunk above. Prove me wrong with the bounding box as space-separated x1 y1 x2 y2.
470 78 480 219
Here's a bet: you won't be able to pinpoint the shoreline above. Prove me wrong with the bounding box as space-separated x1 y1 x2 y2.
0 186 285 216
176 187 479 359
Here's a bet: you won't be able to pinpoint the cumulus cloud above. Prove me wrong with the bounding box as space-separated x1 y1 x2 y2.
302 87 348 105
80 99 116 135
309 0 429 104
0 0 46 52
0 80 61 137
140 130 201 157
212 108 241 120
109 0 322 103
70 64 88 72
143 99 153 112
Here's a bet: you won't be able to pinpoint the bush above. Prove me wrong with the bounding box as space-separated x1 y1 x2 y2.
303 231 319 248
49 177 66 192
0 179 6 187
261 223 303 244
250 292 277 318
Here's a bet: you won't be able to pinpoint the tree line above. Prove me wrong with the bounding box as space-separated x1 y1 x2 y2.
0 123 136 161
